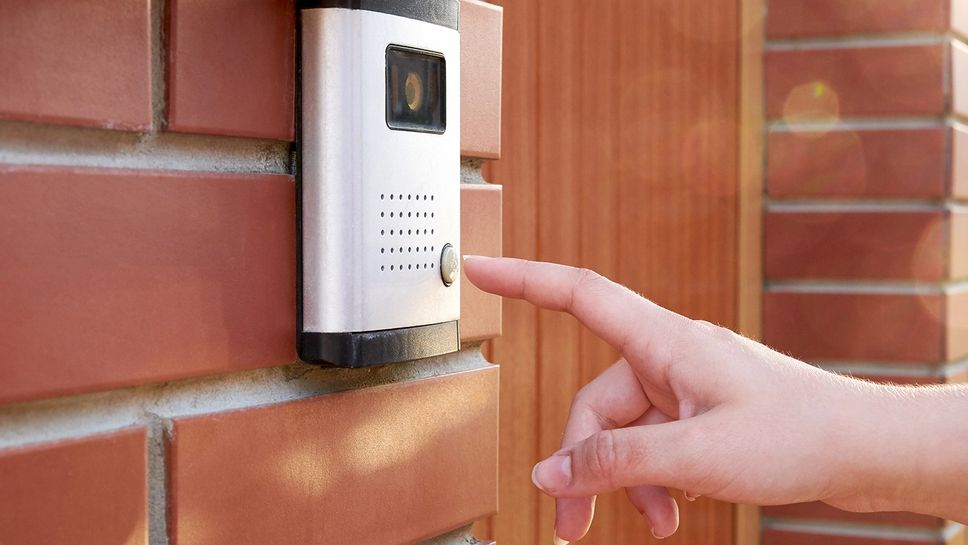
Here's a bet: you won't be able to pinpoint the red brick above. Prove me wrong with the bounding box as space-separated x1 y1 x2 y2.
945 365 968 384
823 364 954 385
766 45 946 119
460 184 503 342
952 212 968 280
948 289 968 361
766 0 949 39
953 40 968 122
857 363 968 385
764 528 942 545
763 291 946 362
767 128 947 198
955 2 968 39
0 166 295 405
0 0 152 130
167 0 295 140
764 211 946 281
461 0 504 158
948 526 967 545
0 428 147 545
846 371 944 386
169 367 498 545
952 125 968 200
763 502 943 528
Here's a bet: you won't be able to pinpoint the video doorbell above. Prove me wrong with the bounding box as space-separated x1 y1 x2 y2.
297 0 462 367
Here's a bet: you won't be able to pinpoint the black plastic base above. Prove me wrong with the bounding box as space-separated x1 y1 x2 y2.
298 321 460 368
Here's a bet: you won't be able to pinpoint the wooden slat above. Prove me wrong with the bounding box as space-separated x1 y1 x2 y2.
576 3 622 543
486 0 743 543
614 2 663 540
482 0 540 543
614 1 739 544
534 3 584 543
737 0 766 542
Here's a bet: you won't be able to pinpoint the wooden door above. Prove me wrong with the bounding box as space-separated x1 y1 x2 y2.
479 0 759 543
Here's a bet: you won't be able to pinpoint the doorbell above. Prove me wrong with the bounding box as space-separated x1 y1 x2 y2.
297 0 461 367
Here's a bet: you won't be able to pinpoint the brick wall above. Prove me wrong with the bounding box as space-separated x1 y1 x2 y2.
0 1 503 544
762 0 968 543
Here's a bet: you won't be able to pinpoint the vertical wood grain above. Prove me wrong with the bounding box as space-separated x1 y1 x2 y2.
576 4 622 543
614 1 664 539
482 0 540 543
736 0 766 542
613 2 740 544
738 0 766 341
486 0 743 543
534 3 583 542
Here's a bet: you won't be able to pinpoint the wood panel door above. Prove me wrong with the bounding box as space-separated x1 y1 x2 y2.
478 0 759 543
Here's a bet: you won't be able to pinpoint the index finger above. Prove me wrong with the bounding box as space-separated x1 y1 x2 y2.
462 256 689 359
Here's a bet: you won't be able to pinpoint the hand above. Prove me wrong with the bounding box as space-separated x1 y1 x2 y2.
462 256 968 542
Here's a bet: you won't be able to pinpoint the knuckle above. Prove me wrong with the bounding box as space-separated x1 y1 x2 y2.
569 268 605 311
693 319 734 342
693 319 716 330
575 268 604 290
585 431 623 490
570 389 619 432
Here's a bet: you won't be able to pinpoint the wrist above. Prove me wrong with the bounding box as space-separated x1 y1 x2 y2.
814 377 894 509
836 382 968 521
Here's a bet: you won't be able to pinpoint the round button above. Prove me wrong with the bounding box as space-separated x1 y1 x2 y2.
440 244 459 287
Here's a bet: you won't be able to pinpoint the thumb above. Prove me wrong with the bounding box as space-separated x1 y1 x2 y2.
531 422 698 498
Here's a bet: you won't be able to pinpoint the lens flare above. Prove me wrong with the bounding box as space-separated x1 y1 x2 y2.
782 81 840 133
777 130 867 195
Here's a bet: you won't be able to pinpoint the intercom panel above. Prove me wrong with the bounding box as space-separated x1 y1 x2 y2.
298 0 461 367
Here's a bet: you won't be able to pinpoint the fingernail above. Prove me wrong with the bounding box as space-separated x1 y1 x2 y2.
684 491 698 502
553 535 570 545
462 254 486 261
652 528 668 540
532 455 572 492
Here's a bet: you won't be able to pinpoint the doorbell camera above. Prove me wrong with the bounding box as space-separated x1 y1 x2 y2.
386 45 446 133
297 0 461 368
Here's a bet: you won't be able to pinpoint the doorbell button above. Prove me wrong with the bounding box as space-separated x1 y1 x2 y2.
440 244 458 286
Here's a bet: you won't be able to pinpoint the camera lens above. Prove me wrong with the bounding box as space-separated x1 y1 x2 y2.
386 45 445 133
405 72 423 111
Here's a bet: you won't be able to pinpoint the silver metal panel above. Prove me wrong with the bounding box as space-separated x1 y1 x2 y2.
301 8 460 334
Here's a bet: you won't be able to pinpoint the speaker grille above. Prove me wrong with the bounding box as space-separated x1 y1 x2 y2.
378 193 439 273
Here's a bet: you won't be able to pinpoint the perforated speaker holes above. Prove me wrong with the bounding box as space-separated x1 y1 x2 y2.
378 193 439 273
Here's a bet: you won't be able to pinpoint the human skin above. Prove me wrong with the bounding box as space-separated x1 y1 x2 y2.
462 255 968 543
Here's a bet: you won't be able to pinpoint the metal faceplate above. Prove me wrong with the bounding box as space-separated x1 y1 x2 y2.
301 8 460 334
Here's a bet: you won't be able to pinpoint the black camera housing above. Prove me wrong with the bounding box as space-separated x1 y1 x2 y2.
386 45 447 134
